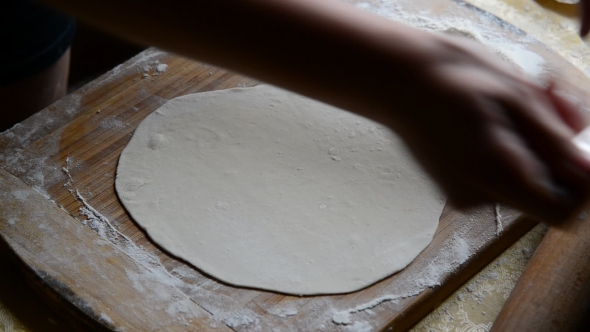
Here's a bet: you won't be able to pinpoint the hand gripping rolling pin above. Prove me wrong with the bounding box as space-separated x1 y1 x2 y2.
491 126 590 331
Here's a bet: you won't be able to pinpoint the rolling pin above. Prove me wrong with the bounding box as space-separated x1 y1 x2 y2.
491 127 590 331
490 210 590 331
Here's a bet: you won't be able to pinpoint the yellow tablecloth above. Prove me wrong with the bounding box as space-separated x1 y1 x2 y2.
1 1 588 331
412 224 548 331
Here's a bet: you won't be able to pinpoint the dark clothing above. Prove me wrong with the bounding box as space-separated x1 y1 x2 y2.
1 1 75 85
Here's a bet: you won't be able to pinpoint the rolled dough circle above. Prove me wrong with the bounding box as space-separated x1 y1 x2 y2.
116 85 445 295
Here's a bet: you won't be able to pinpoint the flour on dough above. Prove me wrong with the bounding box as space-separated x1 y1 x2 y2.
116 85 445 295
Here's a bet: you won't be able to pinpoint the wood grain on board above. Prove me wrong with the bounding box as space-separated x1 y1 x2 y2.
2 0 590 330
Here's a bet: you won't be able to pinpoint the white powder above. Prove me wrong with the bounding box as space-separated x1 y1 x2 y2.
165 299 195 317
332 290 422 325
108 49 166 82
63 94 82 116
267 304 299 318
495 204 504 235
156 64 168 73
99 313 114 325
412 232 472 289
499 44 546 77
218 313 257 329
332 310 352 325
11 189 31 201
327 210 498 328
99 117 128 130
3 154 51 200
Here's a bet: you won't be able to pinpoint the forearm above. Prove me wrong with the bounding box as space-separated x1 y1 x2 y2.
40 0 590 222
41 0 434 126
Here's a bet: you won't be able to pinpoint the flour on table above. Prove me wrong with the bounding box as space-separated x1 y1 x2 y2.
156 64 168 73
116 85 445 295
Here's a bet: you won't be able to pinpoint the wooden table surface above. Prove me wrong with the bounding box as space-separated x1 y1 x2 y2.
2 0 590 331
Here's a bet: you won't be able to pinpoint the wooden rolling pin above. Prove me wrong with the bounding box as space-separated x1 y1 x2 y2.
490 207 590 331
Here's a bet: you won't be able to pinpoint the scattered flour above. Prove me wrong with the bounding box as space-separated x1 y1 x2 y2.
8 155 51 199
332 311 353 325
87 48 167 88
165 299 195 317
63 158 263 330
329 210 495 329
99 117 128 131
10 189 31 201
495 204 504 235
0 94 78 142
136 58 168 79
156 64 168 73
499 44 546 77
332 290 423 326
267 304 299 318
412 232 472 289
99 313 114 325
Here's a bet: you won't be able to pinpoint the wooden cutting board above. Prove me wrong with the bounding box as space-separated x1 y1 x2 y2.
2 0 590 330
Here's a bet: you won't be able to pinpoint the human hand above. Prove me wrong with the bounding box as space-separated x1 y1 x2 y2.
384 34 590 223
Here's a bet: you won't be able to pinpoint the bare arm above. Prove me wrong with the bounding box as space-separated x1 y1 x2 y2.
41 0 432 122
43 0 590 222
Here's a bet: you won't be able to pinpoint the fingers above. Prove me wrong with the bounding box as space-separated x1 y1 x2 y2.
414 44 590 222
446 123 580 222
545 81 589 133
544 81 590 178
520 88 590 195
482 126 580 222
444 87 590 223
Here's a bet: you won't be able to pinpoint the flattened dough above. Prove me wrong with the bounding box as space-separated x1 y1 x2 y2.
116 85 445 295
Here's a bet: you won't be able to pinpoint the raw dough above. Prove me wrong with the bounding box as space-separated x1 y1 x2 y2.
116 85 445 295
